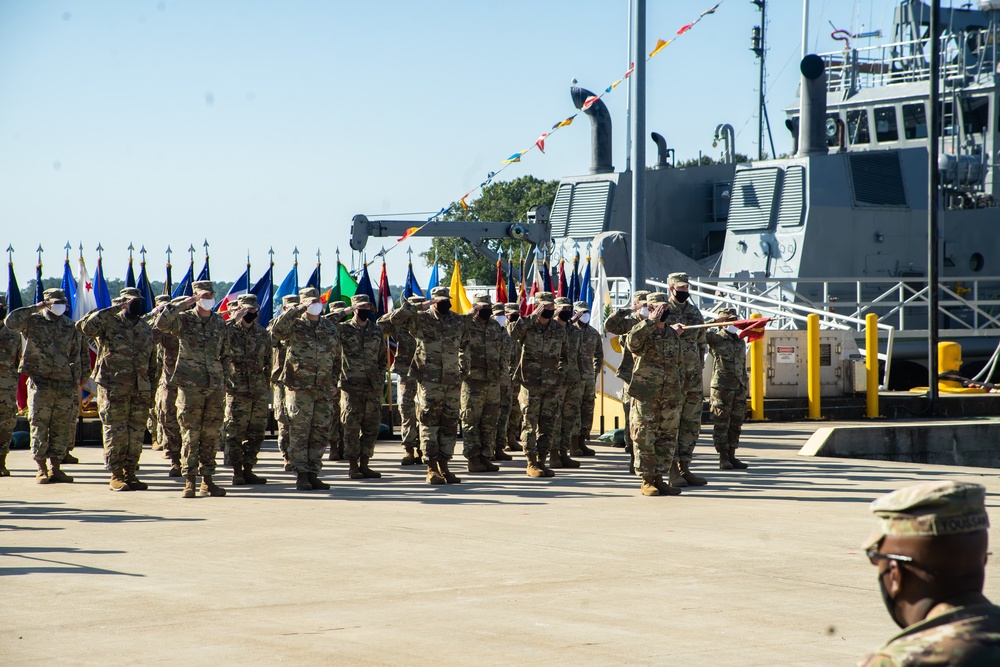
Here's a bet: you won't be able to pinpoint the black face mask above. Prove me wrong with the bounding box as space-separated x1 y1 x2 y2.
508 314 519 323
879 569 906 629
243 311 258 323
660 312 669 322
477 308 491 321
0 307 7 320
556 310 571 322
435 301 452 315
356 309 370 322
126 301 144 319
674 291 690 303
540 308 555 319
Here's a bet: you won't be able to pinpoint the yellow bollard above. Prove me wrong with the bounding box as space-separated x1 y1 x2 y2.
807 313 821 419
865 313 880 418
749 312 765 421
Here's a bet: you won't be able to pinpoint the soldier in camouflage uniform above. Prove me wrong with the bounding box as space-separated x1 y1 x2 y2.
270 294 299 471
490 302 514 463
705 308 750 471
5 288 89 484
663 273 709 488
572 301 602 457
148 294 183 476
324 300 350 462
270 286 342 491
379 296 424 465
80 288 157 491
625 292 685 497
509 291 566 478
221 293 271 485
460 294 504 473
143 295 171 452
153 280 229 498
502 302 524 452
387 286 464 485
604 290 649 474
0 295 22 477
337 294 387 480
550 296 582 469
858 481 1000 666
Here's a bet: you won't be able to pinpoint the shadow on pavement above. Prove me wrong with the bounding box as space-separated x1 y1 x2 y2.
0 545 143 577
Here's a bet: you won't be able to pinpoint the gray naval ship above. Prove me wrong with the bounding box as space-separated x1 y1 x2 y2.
550 0 1000 387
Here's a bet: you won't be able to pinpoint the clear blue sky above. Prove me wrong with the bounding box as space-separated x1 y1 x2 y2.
0 0 879 289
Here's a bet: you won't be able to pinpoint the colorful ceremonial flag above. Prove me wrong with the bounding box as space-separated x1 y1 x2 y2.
94 256 112 310
448 259 473 315
542 256 553 293
582 95 600 111
569 252 581 303
73 256 97 320
274 263 298 306
518 255 528 315
321 261 357 304
218 266 250 320
397 226 420 243
137 261 154 315
403 260 423 299
557 259 567 298
377 259 393 317
249 263 274 328
502 151 526 164
552 115 576 130
426 261 441 293
6 260 23 311
125 257 136 288
60 258 77 315
305 264 321 291
197 254 210 282
505 255 516 304
701 3 720 17
171 261 194 299
650 38 671 57
732 318 772 342
592 255 612 336
494 258 508 304
579 255 593 308
356 262 376 304
677 21 695 35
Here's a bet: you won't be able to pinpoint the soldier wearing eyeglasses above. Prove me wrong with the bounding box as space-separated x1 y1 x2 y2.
857 480 1000 666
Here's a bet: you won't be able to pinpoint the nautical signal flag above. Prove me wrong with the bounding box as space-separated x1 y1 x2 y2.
397 227 420 243
650 39 671 57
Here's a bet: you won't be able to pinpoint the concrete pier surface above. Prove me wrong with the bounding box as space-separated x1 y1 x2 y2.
3 421 999 666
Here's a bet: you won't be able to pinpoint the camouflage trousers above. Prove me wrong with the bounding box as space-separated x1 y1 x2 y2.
579 380 596 441
222 390 268 467
176 386 225 477
460 378 500 460
555 381 583 454
272 383 289 460
495 382 512 450
285 387 333 474
674 371 704 464
97 385 151 470
156 382 181 458
0 387 18 455
340 385 381 460
415 380 460 462
710 384 747 452
622 383 633 452
398 375 419 449
518 383 560 457
328 387 345 456
630 393 681 477
27 379 78 461
505 380 522 446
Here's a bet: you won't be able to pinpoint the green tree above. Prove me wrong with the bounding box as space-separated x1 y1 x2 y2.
420 175 559 285
676 153 754 168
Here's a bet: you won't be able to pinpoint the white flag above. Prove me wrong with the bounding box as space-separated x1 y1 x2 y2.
73 256 98 321
592 256 612 337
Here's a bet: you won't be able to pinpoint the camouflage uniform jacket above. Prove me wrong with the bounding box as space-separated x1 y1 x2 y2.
504 320 522 386
458 315 504 382
377 313 416 376
625 320 682 401
561 323 584 383
223 319 271 395
605 308 643 382
5 307 89 386
338 318 387 392
267 322 286 384
0 323 23 391
856 602 1000 666
270 305 342 391
509 316 567 390
577 324 604 384
664 299 707 374
497 328 514 390
80 307 157 392
387 301 465 386
706 326 748 389
153 305 228 389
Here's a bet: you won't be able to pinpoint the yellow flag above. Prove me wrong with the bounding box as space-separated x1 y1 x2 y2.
649 38 671 58
449 259 473 315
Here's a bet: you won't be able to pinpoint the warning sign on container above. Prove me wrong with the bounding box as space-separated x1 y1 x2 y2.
776 346 796 364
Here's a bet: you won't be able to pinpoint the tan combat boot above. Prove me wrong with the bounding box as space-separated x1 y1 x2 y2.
125 466 148 490
306 472 330 490
641 475 661 496
524 452 545 478
401 446 420 466
669 461 689 488
243 464 267 485
467 456 489 473
359 456 381 479
109 468 130 492
151 440 163 451
558 451 581 469
0 451 9 476
426 463 446 485
34 458 50 484
199 475 226 497
680 461 708 486
295 471 313 490
231 465 246 485
479 455 500 472
438 460 461 484
492 447 512 461
182 475 197 498
347 457 365 479
506 438 523 452
61 451 79 465
168 456 182 478
719 451 734 470
728 448 749 469
48 459 73 483
654 474 682 496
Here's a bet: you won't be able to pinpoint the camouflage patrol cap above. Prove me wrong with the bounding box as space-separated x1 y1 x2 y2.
633 290 650 304
472 294 492 307
574 301 590 312
668 272 690 287
120 287 142 300
351 294 372 307
407 296 425 306
503 303 520 314
281 295 300 307
154 295 171 305
862 481 990 550
192 280 214 294
646 292 669 304
237 293 259 309
430 286 450 299
298 287 320 300
491 303 505 315
329 300 348 309
111 296 126 306
554 297 572 308
716 307 738 321
535 291 555 306
43 288 67 302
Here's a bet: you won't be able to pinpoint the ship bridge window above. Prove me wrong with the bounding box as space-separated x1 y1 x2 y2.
961 96 989 135
847 109 870 145
903 103 927 139
874 107 899 142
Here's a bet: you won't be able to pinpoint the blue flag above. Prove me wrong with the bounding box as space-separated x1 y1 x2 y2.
305 265 320 291
542 259 553 293
250 264 274 328
172 262 194 299
274 264 298 306
403 261 423 299
426 262 440 293
356 262 376 303
197 257 210 282
94 257 112 309
125 258 136 288
6 261 23 310
61 259 77 314
569 251 581 302
137 262 154 315
506 258 517 303
580 256 593 308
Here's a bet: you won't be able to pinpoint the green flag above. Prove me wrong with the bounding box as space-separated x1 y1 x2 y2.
323 261 357 303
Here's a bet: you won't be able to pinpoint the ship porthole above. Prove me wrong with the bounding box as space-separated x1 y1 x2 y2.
970 253 985 272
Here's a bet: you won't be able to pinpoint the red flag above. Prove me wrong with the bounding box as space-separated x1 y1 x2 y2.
397 226 420 242
378 260 394 365
582 95 599 111
557 259 567 298
731 318 771 342
677 21 695 35
494 260 508 304
535 132 548 153
16 374 27 411
518 267 528 316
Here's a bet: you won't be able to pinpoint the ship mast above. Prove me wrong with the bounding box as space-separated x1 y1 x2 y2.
927 0 942 413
